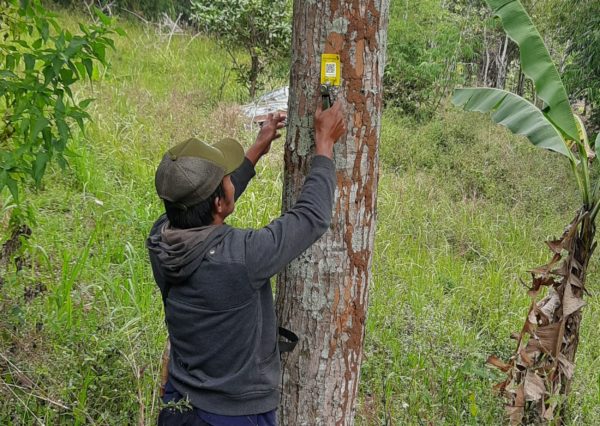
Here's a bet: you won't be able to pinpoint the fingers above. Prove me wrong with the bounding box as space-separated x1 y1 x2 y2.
315 99 342 118
255 110 287 151
329 101 343 119
264 112 286 128
275 112 286 124
314 98 346 147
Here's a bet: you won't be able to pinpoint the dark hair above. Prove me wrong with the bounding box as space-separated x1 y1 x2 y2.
164 183 225 229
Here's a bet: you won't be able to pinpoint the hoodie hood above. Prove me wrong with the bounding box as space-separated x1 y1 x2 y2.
147 216 232 286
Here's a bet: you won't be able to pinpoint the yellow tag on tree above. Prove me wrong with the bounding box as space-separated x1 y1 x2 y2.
320 54 341 86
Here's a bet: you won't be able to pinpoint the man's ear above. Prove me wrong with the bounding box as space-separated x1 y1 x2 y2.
213 196 222 214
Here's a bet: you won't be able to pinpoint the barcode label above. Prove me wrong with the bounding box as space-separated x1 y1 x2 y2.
320 54 340 85
325 63 337 77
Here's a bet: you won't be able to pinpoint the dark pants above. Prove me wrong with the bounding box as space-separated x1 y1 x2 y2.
158 380 277 426
158 406 210 426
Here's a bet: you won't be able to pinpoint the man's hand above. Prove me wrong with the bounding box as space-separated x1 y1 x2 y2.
315 101 346 159
246 112 287 166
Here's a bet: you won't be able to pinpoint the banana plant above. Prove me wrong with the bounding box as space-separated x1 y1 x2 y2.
452 0 599 424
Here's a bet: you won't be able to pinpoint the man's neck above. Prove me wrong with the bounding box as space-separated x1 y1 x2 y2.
211 216 225 225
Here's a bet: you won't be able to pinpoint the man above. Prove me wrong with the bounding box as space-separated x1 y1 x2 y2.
147 101 345 425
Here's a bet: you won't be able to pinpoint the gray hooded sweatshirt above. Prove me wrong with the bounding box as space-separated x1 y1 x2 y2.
147 156 335 416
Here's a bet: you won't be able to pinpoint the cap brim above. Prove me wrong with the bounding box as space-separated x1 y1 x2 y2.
212 138 245 174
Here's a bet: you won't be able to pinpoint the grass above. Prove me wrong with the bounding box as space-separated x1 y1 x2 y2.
1 9 599 425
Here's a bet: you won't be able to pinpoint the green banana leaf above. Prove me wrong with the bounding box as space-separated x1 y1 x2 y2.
453 88 570 158
485 0 578 142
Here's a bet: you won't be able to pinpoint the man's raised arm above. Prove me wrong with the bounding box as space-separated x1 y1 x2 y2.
231 112 287 200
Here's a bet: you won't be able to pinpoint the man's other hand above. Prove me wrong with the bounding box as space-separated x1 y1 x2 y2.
256 112 287 154
246 112 287 166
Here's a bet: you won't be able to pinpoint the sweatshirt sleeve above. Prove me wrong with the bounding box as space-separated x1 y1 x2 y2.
244 155 336 289
230 157 256 201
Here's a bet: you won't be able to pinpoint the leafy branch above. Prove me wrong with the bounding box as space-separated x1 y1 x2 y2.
0 0 123 203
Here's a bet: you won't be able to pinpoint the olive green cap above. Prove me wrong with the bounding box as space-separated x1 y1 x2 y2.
154 137 244 207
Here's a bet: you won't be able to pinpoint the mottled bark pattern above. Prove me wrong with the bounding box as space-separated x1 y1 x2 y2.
275 1 389 424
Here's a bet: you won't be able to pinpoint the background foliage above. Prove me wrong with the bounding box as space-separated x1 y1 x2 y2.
53 0 193 21
384 0 599 131
384 0 481 117
551 0 600 130
48 0 599 130
190 0 292 99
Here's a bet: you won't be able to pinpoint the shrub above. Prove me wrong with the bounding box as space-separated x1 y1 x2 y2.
0 1 119 214
190 0 292 99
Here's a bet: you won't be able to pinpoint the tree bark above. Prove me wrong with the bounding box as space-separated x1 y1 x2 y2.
483 26 490 86
249 52 260 100
275 1 389 424
516 65 525 97
496 35 509 89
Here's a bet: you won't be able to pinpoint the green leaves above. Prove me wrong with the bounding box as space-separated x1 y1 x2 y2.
484 0 579 141
6 175 19 202
0 0 120 204
31 116 49 142
24 53 36 71
452 88 571 158
78 98 95 109
82 58 94 78
33 151 49 186
93 7 112 27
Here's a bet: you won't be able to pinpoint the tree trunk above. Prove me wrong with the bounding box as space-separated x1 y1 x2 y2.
496 35 509 89
249 52 260 100
516 64 525 97
483 26 490 86
491 209 596 425
275 1 390 424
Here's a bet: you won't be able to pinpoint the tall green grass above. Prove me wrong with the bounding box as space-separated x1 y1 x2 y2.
0 10 598 425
